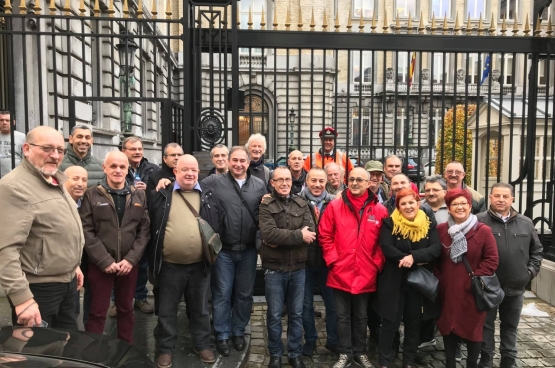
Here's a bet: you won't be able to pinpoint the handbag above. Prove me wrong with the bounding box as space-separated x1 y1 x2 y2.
405 240 439 302
176 191 222 265
462 255 505 311
226 174 263 250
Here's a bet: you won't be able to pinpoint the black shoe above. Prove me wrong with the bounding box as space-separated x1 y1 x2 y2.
500 357 518 368
414 349 426 364
314 308 322 318
232 335 246 351
478 353 493 368
269 356 282 368
325 343 339 354
303 341 316 356
289 356 306 368
216 339 230 356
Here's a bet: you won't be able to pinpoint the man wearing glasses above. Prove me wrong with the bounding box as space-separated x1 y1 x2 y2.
0 126 84 329
319 167 388 368
443 161 486 215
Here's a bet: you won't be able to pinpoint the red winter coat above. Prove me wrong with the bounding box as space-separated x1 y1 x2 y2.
318 189 388 294
435 222 499 342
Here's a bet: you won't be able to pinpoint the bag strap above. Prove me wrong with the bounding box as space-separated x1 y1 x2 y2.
226 173 258 226
461 255 475 277
176 191 200 218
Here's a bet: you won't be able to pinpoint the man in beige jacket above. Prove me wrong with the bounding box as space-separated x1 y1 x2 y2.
0 126 84 329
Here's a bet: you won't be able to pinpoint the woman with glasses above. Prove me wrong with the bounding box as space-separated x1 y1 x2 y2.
376 188 441 368
436 188 498 368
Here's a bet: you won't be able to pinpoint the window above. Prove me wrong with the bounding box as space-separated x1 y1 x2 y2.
466 0 487 19
239 94 269 149
395 0 417 17
352 0 375 19
431 53 448 83
499 0 519 20
351 107 370 146
352 51 373 83
397 52 409 83
239 0 265 30
538 60 552 86
431 0 451 18
467 53 482 84
496 54 513 85
541 5 552 21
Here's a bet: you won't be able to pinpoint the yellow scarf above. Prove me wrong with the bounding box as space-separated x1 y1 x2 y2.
391 209 431 243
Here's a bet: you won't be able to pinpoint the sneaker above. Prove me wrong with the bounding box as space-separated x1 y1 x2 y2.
418 338 437 349
108 304 117 318
134 299 154 314
455 345 463 362
156 353 172 368
334 354 352 368
353 354 374 368
194 349 215 364
478 353 493 368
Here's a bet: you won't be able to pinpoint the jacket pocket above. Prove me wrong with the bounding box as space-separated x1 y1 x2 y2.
260 243 280 262
295 245 308 262
33 239 45 274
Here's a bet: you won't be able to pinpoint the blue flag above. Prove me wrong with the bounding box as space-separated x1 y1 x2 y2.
480 55 491 86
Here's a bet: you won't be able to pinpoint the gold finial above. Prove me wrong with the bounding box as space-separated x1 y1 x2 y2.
466 13 472 35
477 13 484 35
443 13 449 34
79 0 85 16
523 13 531 36
431 12 437 34
19 0 27 15
165 0 171 19
347 7 352 32
500 14 507 35
547 15 553 37
137 0 143 18
151 0 157 19
489 12 496 35
297 5 303 31
273 4 278 29
334 10 340 32
454 11 460 34
107 0 115 18
371 12 377 33
261 6 266 30
310 7 315 31
33 0 42 15
93 0 100 16
512 14 519 36
359 9 366 32
395 10 401 34
534 14 541 36
407 11 413 34
63 0 70 15
248 6 253 30
123 0 129 18
3 0 12 14
285 6 291 31
322 8 328 31
48 0 56 15
382 9 388 33
418 11 425 34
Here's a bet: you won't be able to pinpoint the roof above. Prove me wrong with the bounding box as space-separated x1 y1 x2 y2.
487 97 553 119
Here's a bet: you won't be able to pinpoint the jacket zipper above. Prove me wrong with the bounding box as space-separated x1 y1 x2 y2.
153 191 168 278
99 188 127 262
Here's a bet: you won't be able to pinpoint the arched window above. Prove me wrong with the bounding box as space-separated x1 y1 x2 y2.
239 94 270 149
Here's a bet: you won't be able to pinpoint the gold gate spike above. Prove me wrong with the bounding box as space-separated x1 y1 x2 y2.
382 9 388 33
19 0 27 15
443 14 449 35
48 0 56 15
489 12 496 35
371 12 377 33
523 13 531 36
93 0 100 16
547 16 553 37
79 0 85 16
418 11 424 34
165 0 171 20
334 10 340 32
247 6 252 30
151 0 157 19
454 11 460 34
512 15 519 36
63 0 71 16
322 8 328 32
123 0 129 18
4 0 12 14
394 10 400 34
407 12 413 34
137 0 143 18
359 9 365 32
500 14 507 36
297 5 303 31
285 6 291 31
347 7 352 32
33 0 42 15
273 3 278 29
107 0 115 18
466 13 472 35
261 6 266 30
431 12 437 34
310 7 315 31
534 14 541 36
477 13 484 35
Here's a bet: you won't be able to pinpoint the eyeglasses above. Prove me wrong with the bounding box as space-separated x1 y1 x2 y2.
348 177 369 184
165 153 183 158
28 143 65 155
272 178 292 184
450 202 469 208
445 170 465 176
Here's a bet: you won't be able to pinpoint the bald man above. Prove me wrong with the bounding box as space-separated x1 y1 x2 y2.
80 150 150 344
0 126 84 329
148 155 215 366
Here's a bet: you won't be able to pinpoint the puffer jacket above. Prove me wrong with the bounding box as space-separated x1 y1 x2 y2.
477 207 543 296
258 193 314 272
60 144 104 188
318 189 388 294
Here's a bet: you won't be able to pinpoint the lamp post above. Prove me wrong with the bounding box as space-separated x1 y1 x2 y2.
288 108 296 151
116 32 139 138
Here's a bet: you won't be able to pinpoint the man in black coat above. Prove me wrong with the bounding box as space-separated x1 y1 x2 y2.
146 143 184 201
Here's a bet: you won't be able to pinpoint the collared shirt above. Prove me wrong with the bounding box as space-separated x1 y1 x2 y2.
173 181 202 192
496 212 510 223
77 198 82 209
421 199 449 224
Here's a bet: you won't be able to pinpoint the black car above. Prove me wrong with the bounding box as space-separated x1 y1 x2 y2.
0 326 153 367
403 157 425 181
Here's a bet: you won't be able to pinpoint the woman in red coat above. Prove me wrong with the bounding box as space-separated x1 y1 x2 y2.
436 188 499 368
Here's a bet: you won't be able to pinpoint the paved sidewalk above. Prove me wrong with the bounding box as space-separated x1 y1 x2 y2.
246 296 555 368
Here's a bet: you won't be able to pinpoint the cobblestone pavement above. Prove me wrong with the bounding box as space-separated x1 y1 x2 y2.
246 297 555 368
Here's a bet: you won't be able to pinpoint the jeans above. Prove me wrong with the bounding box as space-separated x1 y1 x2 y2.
302 265 337 346
481 294 524 360
86 262 139 343
11 278 78 330
334 288 370 359
444 333 480 368
265 269 305 358
155 261 211 353
379 285 422 366
211 247 257 340
110 253 149 303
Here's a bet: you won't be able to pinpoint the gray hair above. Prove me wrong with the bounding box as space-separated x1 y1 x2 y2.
70 124 92 136
163 143 183 156
121 136 143 149
245 133 267 152
424 175 447 190
210 144 230 158
491 182 514 196
385 154 402 165
324 162 345 175
229 145 250 161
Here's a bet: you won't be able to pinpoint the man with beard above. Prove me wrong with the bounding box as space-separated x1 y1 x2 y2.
303 127 354 176
324 162 346 196
208 144 229 176
443 161 486 214
60 125 104 187
146 143 184 200
365 160 389 203
0 126 84 329
246 133 270 186
299 168 338 357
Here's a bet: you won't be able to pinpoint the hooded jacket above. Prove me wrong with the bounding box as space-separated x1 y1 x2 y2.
60 144 104 188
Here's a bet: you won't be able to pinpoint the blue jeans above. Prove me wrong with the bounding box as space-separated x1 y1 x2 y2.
211 247 257 340
265 269 305 358
302 265 337 346
111 253 149 303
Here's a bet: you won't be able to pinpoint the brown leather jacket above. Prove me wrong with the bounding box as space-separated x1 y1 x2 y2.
80 184 150 270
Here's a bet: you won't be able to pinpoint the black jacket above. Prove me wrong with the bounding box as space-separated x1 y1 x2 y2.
125 157 159 187
249 160 270 187
477 207 543 296
146 162 174 201
200 171 267 251
376 214 441 322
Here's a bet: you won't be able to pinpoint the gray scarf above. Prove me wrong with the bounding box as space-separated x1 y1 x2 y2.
300 188 334 210
446 214 478 263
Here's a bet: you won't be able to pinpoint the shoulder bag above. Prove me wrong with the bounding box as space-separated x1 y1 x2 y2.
406 240 439 302
461 255 505 311
176 191 222 265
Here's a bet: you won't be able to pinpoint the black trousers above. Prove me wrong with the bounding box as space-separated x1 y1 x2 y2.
481 294 524 360
334 288 370 359
378 285 422 366
11 278 78 330
444 333 480 368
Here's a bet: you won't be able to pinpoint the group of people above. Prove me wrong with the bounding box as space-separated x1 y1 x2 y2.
0 121 544 368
